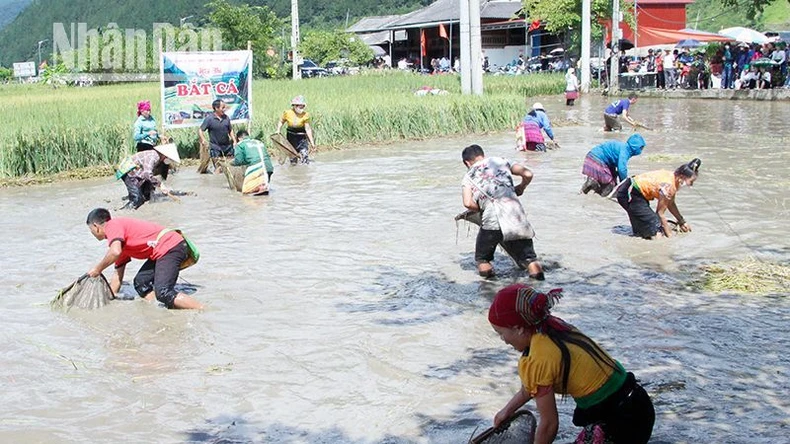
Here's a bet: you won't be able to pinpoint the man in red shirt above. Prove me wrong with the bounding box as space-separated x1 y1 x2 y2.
86 208 203 309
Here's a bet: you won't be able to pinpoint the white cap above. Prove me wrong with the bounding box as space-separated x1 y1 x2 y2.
532 102 544 111
153 143 181 164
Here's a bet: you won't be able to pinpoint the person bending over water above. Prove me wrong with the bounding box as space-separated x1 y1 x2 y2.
581 134 646 197
461 145 543 279
517 102 557 152
86 208 203 310
488 284 654 443
616 158 701 239
603 93 638 132
115 143 179 210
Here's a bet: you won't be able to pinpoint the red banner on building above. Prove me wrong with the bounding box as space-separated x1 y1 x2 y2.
420 29 427 56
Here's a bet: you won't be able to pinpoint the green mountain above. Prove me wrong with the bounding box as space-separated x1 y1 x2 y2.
0 0 430 66
0 0 32 30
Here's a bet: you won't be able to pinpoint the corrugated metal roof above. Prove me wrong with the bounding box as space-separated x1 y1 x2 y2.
481 1 523 19
387 0 522 29
347 15 403 33
358 30 392 45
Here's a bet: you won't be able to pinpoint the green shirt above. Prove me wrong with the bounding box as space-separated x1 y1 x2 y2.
232 138 273 173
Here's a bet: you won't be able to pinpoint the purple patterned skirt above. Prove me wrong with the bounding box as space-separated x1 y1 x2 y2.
582 154 615 185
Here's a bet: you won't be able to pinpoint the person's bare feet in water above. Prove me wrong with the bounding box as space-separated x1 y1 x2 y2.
527 261 544 280
477 262 495 278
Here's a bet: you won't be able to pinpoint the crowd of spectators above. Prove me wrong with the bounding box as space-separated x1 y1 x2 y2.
612 41 789 90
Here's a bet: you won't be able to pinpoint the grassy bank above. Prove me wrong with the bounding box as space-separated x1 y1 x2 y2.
0 71 565 179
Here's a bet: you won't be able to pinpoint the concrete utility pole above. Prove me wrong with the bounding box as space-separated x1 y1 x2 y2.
459 0 471 94
459 0 483 95
291 0 301 80
580 0 591 93
469 0 483 95
610 0 620 93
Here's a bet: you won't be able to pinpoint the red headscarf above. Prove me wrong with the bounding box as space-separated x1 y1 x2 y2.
488 284 569 333
137 100 151 117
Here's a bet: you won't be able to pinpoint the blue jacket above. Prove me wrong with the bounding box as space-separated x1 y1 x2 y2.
588 133 645 181
133 115 159 145
522 110 554 140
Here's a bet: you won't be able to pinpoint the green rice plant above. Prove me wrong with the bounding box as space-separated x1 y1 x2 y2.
0 71 564 178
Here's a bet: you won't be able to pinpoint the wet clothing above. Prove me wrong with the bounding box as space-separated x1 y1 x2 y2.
463 157 537 267
133 115 159 151
281 109 311 162
603 113 622 131
616 177 663 239
475 228 537 267
200 113 234 158
519 333 654 444
133 240 188 308
521 110 554 140
117 151 164 209
104 218 189 309
232 138 274 193
517 121 546 152
582 134 646 195
565 73 579 105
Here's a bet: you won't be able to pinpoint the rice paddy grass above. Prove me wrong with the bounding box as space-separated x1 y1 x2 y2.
0 71 565 179
695 257 790 295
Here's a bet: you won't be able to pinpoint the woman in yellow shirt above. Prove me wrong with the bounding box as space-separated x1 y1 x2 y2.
489 284 654 443
276 95 316 164
616 158 701 239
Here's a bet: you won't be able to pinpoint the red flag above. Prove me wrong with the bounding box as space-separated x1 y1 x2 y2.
439 23 448 40
528 20 541 32
420 29 427 56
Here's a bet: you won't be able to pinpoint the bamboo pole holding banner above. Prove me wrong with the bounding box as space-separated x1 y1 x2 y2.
246 40 253 137
158 38 168 142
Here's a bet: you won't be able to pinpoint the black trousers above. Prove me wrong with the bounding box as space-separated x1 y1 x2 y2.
133 241 188 309
123 176 154 209
573 372 655 444
616 178 661 239
136 142 155 152
475 228 537 268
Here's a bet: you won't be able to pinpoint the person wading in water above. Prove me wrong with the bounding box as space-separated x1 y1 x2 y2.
616 158 701 239
461 144 543 279
488 284 655 443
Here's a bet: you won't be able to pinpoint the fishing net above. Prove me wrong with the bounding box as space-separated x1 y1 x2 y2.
270 133 300 158
455 209 483 227
51 274 113 312
197 142 211 174
469 410 536 444
219 161 245 192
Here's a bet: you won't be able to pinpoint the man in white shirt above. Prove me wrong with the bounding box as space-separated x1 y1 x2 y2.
662 49 676 89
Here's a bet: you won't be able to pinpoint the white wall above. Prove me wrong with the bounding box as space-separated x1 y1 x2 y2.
482 45 526 70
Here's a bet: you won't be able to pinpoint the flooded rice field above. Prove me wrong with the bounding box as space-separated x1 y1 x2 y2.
0 95 788 443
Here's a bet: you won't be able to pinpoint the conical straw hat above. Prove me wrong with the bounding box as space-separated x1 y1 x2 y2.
154 143 181 163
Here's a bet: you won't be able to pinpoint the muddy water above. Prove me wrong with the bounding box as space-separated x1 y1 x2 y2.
0 96 788 443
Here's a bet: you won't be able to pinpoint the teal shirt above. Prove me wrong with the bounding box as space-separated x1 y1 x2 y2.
133 115 159 145
232 138 274 173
